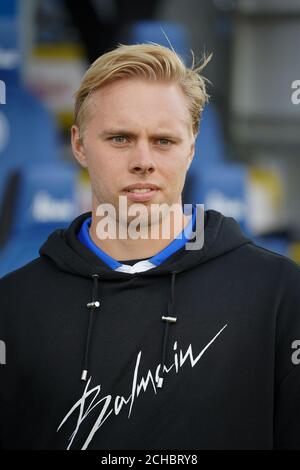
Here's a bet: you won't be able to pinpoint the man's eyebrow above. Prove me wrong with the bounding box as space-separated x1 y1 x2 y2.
99 129 183 139
99 129 136 137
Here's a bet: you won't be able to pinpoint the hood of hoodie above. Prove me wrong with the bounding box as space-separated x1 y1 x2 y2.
39 208 253 279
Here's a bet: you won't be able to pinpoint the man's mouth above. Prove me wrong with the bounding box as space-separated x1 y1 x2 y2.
122 184 159 201
122 183 159 192
126 188 154 193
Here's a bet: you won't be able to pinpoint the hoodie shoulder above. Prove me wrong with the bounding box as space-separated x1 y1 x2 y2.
235 240 300 284
244 241 299 268
0 256 53 289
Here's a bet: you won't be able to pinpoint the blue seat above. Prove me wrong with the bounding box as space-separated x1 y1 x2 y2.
195 105 227 165
0 83 60 202
184 161 249 234
0 161 78 277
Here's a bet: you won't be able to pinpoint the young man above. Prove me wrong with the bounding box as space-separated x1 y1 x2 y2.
0 44 300 450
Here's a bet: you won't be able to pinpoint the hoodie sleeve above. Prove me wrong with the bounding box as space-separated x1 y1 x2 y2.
274 258 300 449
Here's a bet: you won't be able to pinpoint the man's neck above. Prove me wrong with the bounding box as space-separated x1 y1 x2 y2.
89 206 191 262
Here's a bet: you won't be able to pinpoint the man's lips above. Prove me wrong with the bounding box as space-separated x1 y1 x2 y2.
122 183 159 192
121 184 160 202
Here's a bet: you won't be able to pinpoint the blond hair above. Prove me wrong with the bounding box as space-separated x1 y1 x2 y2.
74 43 211 136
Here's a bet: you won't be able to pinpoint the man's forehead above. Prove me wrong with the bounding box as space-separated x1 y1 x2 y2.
91 79 189 110
83 80 193 133
90 100 191 130
102 115 188 129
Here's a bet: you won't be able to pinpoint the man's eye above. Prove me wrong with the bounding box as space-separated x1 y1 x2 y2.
111 136 127 144
157 138 172 146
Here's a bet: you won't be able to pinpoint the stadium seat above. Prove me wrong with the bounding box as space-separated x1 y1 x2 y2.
0 84 60 202
0 161 78 277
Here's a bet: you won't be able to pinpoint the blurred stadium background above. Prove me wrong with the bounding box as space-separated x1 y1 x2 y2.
0 0 300 276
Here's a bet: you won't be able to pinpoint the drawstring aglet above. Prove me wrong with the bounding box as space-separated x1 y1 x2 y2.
81 369 88 381
162 315 177 323
87 301 100 308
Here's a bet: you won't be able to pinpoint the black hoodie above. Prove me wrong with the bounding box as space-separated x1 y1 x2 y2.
0 209 300 450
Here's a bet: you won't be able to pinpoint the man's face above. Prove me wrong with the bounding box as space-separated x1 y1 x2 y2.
72 78 195 224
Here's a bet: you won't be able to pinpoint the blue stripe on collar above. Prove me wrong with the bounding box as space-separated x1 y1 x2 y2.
78 217 122 270
150 205 196 266
78 205 197 270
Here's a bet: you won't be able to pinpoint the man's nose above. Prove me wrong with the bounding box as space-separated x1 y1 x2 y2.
128 141 156 175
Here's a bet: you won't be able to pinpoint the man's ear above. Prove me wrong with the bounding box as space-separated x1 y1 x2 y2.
71 125 88 168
